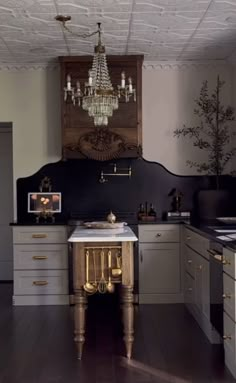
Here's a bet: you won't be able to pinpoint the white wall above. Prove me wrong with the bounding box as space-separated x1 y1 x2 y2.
142 63 234 175
0 62 234 217
0 67 61 217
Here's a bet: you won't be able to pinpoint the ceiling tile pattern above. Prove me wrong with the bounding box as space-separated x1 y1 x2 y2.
0 0 235 63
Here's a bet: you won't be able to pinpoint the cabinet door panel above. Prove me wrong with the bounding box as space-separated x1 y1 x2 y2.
223 272 236 321
139 244 180 294
184 245 196 278
184 271 194 307
194 255 210 321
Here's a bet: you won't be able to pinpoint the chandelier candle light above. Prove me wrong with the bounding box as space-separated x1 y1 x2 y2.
55 16 136 127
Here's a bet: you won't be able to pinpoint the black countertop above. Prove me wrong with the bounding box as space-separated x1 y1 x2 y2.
10 218 236 251
10 218 187 226
185 219 236 251
10 221 67 226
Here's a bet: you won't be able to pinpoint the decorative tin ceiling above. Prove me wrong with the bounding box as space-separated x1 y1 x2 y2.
0 0 236 63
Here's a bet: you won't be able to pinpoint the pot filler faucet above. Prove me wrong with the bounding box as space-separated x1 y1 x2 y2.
99 163 132 183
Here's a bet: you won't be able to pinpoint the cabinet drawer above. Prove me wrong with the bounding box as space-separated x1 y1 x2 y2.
14 244 68 270
223 248 235 279
184 245 196 278
139 225 179 243
224 311 235 357
223 273 236 321
14 270 68 295
184 227 209 259
13 226 67 244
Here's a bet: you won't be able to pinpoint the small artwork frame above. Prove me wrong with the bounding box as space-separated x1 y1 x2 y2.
28 192 62 214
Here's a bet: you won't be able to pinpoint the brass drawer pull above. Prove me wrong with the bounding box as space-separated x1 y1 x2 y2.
222 258 231 265
33 280 48 286
223 293 232 299
32 255 48 260
223 335 232 340
32 233 47 239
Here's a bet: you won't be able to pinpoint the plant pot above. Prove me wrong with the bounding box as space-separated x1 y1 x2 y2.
195 189 231 220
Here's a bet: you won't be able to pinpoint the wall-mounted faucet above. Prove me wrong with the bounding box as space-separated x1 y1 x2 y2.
99 163 132 183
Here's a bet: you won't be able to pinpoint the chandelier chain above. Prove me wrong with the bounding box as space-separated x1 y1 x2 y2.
62 21 99 39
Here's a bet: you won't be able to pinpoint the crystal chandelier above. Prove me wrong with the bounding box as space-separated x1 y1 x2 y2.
56 16 136 127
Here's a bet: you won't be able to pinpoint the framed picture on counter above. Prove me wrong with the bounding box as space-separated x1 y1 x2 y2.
27 192 62 214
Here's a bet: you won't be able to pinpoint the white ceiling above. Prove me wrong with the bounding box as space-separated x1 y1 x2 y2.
1 0 236 63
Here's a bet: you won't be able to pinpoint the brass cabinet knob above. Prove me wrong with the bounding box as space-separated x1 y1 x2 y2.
186 236 191 240
187 259 192 264
222 293 232 299
156 233 161 237
223 335 232 340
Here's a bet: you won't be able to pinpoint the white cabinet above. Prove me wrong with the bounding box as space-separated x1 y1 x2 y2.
138 224 182 303
183 226 219 344
12 226 69 306
223 247 236 378
194 253 210 322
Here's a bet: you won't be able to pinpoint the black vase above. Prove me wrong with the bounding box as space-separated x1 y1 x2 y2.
195 189 231 220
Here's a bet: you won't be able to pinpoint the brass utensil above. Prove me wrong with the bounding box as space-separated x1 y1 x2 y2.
111 252 122 277
84 250 97 294
92 249 97 289
98 249 107 294
107 250 115 293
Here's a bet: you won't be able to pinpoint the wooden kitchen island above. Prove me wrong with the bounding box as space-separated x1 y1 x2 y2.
68 226 138 360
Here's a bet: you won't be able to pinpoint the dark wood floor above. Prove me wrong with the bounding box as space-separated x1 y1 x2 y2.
0 284 235 383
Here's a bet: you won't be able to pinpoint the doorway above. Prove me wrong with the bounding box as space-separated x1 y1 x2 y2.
0 123 13 280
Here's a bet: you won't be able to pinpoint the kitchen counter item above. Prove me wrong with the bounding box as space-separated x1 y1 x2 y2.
83 221 127 229
107 211 116 223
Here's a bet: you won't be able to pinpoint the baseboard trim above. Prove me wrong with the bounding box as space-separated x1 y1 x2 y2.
185 303 221 344
225 346 236 379
12 295 69 306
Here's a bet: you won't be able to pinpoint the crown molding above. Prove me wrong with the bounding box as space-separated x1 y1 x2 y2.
0 59 231 72
0 63 59 71
143 60 229 70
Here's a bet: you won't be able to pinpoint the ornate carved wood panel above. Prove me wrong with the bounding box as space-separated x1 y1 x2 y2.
59 55 143 160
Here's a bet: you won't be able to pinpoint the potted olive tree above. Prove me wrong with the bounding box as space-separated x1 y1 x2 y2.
174 76 236 219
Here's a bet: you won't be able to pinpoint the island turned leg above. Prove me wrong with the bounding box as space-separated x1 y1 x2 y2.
74 288 87 360
120 285 134 359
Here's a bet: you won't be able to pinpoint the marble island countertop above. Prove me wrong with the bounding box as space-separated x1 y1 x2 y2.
68 225 138 242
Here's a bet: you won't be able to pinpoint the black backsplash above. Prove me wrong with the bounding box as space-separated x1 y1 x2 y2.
16 158 236 223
